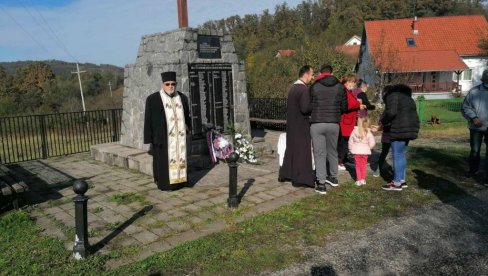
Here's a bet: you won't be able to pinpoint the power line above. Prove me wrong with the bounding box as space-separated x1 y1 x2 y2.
0 6 52 57
26 0 80 63
15 0 79 63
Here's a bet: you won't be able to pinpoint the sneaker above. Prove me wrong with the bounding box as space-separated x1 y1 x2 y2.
382 182 402 191
355 181 362 187
372 169 380 177
361 180 367 186
338 164 346 171
400 180 408 188
315 182 327 195
326 176 339 187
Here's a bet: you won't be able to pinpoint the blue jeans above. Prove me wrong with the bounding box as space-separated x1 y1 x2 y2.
469 129 488 176
391 140 409 183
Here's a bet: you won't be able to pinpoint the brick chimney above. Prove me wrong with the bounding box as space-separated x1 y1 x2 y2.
411 16 419 35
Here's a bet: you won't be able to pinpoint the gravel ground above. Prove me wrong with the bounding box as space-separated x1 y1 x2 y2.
260 187 488 275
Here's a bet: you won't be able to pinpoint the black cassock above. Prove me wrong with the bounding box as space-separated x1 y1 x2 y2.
144 91 191 191
279 81 315 187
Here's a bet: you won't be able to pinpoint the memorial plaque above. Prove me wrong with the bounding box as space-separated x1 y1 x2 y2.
189 63 233 137
197 35 222 59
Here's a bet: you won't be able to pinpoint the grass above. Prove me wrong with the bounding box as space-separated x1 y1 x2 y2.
108 192 147 206
0 123 478 275
419 98 464 124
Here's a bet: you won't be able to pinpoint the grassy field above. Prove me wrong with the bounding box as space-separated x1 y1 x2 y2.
418 97 464 124
0 123 476 275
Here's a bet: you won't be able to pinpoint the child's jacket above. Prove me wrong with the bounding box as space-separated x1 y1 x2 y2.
348 126 376 155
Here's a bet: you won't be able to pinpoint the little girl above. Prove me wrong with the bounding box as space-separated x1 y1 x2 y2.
348 117 376 186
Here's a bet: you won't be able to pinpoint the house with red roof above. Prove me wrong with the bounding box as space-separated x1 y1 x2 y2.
356 15 488 98
275 49 296 58
336 35 361 62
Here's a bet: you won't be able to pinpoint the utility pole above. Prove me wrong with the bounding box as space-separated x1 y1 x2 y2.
71 63 86 112
108 80 113 97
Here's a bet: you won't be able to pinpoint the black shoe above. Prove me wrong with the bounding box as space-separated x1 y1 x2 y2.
315 182 327 195
325 176 339 187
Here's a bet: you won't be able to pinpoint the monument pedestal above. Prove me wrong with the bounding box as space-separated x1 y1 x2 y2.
90 143 212 176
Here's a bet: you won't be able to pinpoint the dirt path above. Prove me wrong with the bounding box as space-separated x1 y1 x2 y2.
260 187 488 275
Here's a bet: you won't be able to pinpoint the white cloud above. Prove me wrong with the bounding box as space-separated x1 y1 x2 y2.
0 0 301 66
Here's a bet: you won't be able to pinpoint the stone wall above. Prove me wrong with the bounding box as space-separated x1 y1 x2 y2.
120 28 250 150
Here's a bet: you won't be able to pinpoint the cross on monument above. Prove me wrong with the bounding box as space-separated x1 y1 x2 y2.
177 0 188 28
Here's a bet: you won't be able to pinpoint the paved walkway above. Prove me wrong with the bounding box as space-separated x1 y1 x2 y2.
13 129 360 269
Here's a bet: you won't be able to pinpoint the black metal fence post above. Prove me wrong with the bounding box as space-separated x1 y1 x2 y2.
111 109 118 142
39 115 48 159
226 152 239 208
72 179 89 260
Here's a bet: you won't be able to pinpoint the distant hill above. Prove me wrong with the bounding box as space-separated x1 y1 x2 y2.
0 60 124 77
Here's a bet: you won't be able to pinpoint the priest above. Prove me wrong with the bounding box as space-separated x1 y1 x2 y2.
144 71 191 191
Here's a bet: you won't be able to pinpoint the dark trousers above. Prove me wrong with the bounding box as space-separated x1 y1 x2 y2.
469 129 488 176
378 142 391 169
371 142 390 172
338 136 350 164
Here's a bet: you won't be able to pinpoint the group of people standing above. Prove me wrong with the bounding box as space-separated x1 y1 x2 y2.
278 64 420 194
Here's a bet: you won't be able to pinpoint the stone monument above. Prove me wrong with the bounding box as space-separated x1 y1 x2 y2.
120 28 250 151
91 1 251 176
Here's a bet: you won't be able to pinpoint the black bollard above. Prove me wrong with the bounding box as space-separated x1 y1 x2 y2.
72 179 89 260
226 152 239 208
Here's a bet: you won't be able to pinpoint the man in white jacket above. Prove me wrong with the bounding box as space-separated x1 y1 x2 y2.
462 69 488 186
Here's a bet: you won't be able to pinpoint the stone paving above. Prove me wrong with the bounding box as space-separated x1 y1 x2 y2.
12 129 360 269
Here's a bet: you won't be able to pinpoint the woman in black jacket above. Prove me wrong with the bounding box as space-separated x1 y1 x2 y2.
380 84 419 191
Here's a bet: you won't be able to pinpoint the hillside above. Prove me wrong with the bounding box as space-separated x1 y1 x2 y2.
0 60 123 77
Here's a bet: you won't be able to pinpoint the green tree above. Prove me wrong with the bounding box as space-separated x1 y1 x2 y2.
12 61 54 96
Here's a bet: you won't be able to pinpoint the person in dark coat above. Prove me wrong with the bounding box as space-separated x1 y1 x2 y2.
279 65 315 188
310 64 348 194
381 84 419 191
352 79 376 118
371 85 393 177
144 71 191 191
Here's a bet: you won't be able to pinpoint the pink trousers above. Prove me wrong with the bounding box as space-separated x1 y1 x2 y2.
354 154 369 181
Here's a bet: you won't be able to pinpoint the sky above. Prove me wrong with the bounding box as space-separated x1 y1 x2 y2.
0 0 304 67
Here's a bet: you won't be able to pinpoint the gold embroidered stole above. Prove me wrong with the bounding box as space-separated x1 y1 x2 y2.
160 91 187 184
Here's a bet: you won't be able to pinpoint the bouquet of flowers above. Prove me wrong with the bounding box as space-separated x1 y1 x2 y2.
207 130 234 164
234 133 258 164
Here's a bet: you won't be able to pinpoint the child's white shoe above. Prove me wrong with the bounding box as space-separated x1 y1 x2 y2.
361 180 367 186
355 181 362 187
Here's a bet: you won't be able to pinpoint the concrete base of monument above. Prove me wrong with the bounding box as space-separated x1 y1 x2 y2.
90 142 213 177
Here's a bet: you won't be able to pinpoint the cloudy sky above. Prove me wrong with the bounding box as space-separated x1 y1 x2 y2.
0 0 304 66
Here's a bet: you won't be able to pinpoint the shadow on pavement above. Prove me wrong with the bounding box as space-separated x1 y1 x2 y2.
6 161 92 207
91 205 153 254
238 178 255 203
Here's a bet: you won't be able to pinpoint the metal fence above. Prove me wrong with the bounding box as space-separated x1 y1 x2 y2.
0 109 122 164
248 98 287 130
417 100 464 124
249 97 466 130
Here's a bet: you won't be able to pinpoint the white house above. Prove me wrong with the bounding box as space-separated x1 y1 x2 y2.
356 15 488 99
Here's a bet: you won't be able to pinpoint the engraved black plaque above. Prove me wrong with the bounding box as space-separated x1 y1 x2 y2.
188 63 233 137
197 35 222 59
